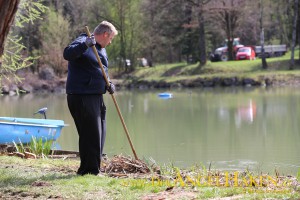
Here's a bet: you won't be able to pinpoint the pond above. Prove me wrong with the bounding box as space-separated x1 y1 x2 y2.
1 87 300 175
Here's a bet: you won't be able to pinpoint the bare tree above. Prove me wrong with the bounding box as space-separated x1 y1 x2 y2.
0 0 20 60
141 0 186 64
197 1 207 66
290 0 299 69
274 0 292 45
259 0 268 69
187 0 211 66
208 0 245 60
87 0 142 72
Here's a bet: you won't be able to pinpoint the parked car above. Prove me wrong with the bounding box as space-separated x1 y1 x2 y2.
236 47 256 60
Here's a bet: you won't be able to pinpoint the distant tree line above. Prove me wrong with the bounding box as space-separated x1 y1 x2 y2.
2 0 300 77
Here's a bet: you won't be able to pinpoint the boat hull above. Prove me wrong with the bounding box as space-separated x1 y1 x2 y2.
0 117 65 144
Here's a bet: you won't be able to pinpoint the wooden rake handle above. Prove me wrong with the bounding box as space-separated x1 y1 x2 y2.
85 26 138 160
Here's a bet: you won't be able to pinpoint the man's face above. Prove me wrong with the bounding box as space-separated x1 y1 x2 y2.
102 32 115 47
95 32 115 48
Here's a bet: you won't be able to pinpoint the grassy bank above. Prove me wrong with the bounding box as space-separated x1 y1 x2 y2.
119 50 300 86
1 156 299 199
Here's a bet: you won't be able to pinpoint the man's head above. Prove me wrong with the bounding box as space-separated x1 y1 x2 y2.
94 21 118 48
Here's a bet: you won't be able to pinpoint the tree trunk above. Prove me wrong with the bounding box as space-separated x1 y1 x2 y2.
259 0 268 69
0 0 20 58
198 3 207 66
290 0 298 69
225 10 234 61
116 0 128 72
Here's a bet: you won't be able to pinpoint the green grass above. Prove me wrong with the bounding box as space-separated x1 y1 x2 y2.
0 156 160 199
124 49 300 84
0 156 299 199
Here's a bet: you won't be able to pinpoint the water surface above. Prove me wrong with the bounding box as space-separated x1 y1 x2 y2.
1 87 299 175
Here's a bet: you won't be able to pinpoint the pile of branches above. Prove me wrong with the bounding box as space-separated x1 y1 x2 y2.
101 155 157 177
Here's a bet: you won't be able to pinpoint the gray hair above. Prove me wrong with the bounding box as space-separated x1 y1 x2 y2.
94 21 118 36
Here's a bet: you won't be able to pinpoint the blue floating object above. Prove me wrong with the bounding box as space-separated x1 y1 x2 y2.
158 93 173 99
0 117 66 144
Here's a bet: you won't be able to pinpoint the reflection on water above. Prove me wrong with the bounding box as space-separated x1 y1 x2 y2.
234 99 257 126
1 87 300 175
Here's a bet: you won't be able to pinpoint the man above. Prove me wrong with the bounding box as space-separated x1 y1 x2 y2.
63 21 118 176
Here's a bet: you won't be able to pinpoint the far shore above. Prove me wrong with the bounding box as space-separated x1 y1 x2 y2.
2 58 300 95
2 72 300 96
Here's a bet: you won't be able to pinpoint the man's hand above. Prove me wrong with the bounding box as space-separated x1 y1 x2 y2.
106 82 115 94
85 35 96 47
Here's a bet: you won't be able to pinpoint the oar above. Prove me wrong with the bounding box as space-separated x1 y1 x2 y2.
85 26 138 160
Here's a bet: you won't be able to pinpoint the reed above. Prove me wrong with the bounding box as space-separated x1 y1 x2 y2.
29 136 53 157
13 136 54 157
12 139 25 154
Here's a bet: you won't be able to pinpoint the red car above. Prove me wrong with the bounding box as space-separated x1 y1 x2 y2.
236 47 256 60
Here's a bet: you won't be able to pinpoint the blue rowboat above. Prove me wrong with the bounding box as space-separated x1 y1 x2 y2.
0 117 66 144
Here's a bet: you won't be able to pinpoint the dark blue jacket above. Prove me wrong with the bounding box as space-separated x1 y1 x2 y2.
63 33 110 94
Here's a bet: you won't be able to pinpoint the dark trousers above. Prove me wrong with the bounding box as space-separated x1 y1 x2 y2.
67 94 106 175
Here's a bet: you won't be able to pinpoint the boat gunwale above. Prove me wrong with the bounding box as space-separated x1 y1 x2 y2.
0 121 62 128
